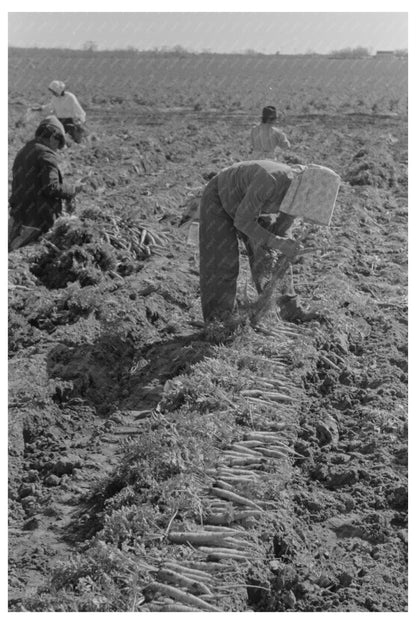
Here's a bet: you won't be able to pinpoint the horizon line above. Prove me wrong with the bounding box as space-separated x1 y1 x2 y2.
8 45 408 55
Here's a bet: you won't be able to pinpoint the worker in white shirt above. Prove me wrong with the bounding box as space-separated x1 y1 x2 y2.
35 81 87 143
250 106 290 160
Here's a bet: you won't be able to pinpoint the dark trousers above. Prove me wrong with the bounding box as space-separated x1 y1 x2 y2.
59 118 85 143
199 177 293 322
8 217 42 251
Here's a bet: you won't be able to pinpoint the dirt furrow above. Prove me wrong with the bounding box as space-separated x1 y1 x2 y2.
8 56 407 610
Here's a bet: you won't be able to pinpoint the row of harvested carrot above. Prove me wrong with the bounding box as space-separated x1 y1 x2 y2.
142 325 301 610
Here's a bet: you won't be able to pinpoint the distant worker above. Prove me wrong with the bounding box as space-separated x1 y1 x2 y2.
9 116 83 251
33 80 86 143
199 160 340 324
250 106 290 160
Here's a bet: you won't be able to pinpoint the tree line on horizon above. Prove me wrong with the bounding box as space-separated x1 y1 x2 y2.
9 43 408 58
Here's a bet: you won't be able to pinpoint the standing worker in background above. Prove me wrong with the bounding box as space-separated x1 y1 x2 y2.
199 160 340 324
9 116 83 251
250 106 290 160
33 80 86 143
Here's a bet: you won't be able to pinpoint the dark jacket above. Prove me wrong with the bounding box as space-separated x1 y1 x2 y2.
9 139 75 233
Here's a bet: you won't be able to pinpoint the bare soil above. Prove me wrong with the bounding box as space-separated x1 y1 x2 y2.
8 51 407 612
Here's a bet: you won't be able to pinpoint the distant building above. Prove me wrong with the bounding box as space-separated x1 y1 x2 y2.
376 50 394 56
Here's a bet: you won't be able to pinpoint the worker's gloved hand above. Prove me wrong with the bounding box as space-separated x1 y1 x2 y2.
273 237 302 260
281 239 302 259
64 198 77 214
258 214 279 229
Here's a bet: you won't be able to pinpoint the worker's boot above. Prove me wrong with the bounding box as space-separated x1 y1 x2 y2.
277 294 323 324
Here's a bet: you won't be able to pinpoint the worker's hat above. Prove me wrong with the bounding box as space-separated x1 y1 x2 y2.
35 115 66 148
48 80 66 96
262 106 277 122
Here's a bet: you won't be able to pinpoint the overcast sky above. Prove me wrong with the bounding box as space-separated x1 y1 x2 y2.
8 11 408 54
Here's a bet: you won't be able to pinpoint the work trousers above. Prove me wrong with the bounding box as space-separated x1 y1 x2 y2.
199 176 293 322
59 118 85 143
8 217 42 251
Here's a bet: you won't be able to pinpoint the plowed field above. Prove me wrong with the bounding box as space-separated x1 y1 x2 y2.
8 50 408 612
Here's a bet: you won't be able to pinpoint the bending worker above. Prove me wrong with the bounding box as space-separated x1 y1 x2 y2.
35 80 86 143
199 160 340 324
9 116 82 251
250 106 290 160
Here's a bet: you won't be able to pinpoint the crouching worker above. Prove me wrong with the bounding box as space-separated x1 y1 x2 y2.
35 80 87 143
9 116 82 251
199 160 340 324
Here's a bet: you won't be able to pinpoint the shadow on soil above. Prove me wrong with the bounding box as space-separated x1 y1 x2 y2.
121 331 214 410
46 330 213 416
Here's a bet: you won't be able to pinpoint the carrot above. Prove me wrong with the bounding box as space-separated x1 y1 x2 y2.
250 381 275 389
227 459 265 469
207 503 231 511
223 442 260 457
229 443 264 456
199 547 251 559
163 562 213 582
258 423 292 432
143 582 220 612
217 466 260 476
223 453 263 463
207 497 231 505
210 487 263 511
320 354 342 371
151 234 169 247
244 431 286 442
205 468 220 476
145 232 156 246
260 391 293 403
218 467 258 477
241 389 261 397
252 447 288 460
148 600 174 611
217 475 258 486
223 537 256 550
206 506 232 515
249 393 292 405
236 440 279 453
229 441 271 452
217 473 260 482
205 509 264 525
203 513 233 525
234 439 273 449
156 568 212 595
240 389 272 398
260 442 291 452
223 449 257 459
159 604 202 612
168 531 243 547
229 460 265 468
201 525 243 534
182 561 232 572
213 479 234 491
